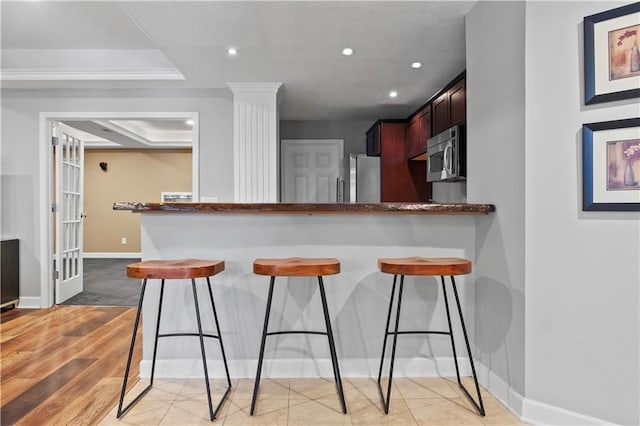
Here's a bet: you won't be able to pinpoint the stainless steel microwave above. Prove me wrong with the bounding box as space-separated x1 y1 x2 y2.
426 125 466 182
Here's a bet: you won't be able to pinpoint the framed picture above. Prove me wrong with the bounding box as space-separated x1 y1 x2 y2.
584 2 640 104
583 118 640 211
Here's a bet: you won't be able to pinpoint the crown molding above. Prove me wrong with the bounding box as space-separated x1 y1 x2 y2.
0 69 184 81
226 82 283 93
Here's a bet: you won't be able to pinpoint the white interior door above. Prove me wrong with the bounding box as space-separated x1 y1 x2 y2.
281 139 344 202
53 122 84 303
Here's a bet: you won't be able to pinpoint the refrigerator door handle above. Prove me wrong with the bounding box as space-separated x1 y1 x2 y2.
336 177 344 203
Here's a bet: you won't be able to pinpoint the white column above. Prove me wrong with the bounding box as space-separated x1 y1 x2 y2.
227 82 283 202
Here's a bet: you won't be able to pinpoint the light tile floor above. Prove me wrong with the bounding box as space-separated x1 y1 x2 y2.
100 377 528 425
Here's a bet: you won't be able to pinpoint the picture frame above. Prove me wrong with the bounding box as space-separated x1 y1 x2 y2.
584 2 640 105
583 118 640 211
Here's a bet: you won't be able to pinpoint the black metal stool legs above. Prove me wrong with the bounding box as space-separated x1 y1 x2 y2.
317 276 347 414
377 274 397 387
118 277 231 422
251 276 347 416
441 276 461 382
444 276 485 416
117 278 166 418
377 274 405 414
205 277 233 390
250 276 275 416
377 274 485 417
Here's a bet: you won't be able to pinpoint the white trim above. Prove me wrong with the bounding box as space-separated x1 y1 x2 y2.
140 357 472 379
39 111 200 308
83 252 141 259
476 361 524 418
0 70 185 81
477 361 616 425
39 113 52 308
18 297 42 309
228 83 282 202
521 398 614 426
226 82 283 94
191 112 200 201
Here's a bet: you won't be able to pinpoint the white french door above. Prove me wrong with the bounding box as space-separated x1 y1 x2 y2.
53 122 85 303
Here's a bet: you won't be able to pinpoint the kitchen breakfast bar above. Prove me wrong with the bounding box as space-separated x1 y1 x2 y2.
113 202 495 383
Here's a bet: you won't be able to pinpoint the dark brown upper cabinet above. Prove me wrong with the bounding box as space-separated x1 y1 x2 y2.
366 123 381 156
449 78 466 127
407 106 431 160
432 92 450 136
433 75 466 136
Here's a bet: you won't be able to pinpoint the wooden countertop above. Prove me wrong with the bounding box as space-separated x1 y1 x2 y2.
113 202 495 215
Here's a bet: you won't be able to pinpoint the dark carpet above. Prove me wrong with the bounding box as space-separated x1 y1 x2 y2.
62 258 141 306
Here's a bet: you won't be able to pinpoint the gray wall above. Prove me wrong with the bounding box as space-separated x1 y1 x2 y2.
280 120 373 157
525 2 639 424
466 0 526 407
0 89 234 301
468 2 640 424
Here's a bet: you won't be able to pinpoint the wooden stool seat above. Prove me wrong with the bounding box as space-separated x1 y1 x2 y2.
127 259 225 280
378 257 471 276
253 257 340 277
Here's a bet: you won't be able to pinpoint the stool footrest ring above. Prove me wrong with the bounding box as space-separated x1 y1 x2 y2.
158 332 221 339
266 330 328 337
384 330 450 336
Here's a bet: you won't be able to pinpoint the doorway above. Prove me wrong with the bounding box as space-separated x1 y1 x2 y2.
42 112 199 307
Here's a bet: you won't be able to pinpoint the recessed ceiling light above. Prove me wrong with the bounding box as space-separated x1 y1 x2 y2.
185 119 194 126
342 48 354 56
389 91 398 98
411 62 422 69
226 47 238 56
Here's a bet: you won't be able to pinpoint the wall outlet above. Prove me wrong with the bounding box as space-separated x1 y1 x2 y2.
121 237 127 245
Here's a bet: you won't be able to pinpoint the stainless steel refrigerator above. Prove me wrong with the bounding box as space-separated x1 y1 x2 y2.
347 154 380 203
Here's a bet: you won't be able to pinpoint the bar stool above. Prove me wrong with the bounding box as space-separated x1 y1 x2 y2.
117 259 232 422
250 257 347 416
376 257 485 416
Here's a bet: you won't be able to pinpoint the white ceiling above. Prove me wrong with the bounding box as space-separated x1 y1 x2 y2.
1 1 474 122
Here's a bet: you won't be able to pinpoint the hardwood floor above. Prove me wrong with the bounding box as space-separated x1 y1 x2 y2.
1 306 141 425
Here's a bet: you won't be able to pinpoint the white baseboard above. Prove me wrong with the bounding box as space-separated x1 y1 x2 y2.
83 252 141 259
139 357 472 379
521 398 613 426
476 361 524 418
18 297 42 309
477 362 615 425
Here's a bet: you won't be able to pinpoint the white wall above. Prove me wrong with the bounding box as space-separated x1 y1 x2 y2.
525 2 639 425
0 89 234 301
466 0 526 411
